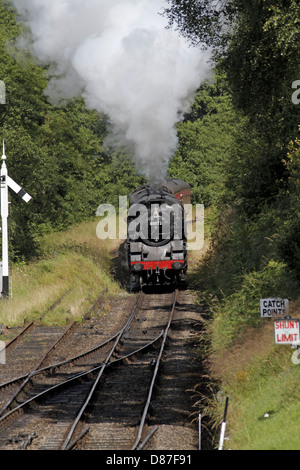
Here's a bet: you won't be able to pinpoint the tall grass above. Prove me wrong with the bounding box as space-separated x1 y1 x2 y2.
191 226 300 449
225 347 300 450
0 219 122 327
208 260 299 353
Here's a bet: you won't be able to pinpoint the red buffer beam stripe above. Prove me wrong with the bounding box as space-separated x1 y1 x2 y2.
131 260 185 270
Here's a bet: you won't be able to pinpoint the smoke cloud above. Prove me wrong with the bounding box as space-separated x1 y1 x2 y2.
11 0 211 181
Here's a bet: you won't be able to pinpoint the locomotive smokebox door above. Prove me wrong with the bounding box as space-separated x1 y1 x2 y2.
127 178 190 289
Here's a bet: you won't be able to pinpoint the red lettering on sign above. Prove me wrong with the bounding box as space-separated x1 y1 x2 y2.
276 333 299 343
276 321 296 329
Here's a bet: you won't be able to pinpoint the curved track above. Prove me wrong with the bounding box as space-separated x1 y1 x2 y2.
0 289 187 450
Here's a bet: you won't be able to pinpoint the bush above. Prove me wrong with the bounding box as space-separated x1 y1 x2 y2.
277 135 300 278
209 260 299 352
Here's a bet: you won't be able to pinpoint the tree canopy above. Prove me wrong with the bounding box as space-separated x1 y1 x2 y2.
0 1 144 259
165 0 300 285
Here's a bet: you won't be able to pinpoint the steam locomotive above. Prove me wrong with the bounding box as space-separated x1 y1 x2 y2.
126 178 190 291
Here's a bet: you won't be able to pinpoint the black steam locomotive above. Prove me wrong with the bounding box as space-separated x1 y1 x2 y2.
126 178 190 291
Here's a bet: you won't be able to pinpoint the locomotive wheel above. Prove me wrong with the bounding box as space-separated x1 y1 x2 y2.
128 273 141 292
175 272 187 290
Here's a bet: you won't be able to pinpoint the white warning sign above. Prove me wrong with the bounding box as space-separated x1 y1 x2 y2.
260 298 289 318
274 319 300 345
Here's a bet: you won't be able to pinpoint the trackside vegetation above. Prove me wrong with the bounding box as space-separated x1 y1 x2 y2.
0 221 122 330
165 0 300 450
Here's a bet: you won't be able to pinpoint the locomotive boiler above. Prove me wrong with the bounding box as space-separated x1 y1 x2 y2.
126 178 191 291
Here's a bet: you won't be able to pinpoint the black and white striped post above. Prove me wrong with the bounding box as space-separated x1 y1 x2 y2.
218 396 229 450
1 142 32 298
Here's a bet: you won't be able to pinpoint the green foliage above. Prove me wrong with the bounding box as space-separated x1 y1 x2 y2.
209 260 299 352
230 370 300 450
164 0 300 449
165 0 300 212
223 1 300 141
170 71 241 205
0 220 121 327
0 1 143 260
162 0 226 47
276 134 300 278
166 3 300 388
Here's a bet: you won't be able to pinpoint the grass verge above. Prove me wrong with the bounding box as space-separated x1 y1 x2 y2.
226 345 300 450
189 233 300 449
0 219 123 330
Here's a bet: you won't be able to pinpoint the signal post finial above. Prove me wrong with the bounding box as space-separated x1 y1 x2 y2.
2 140 6 160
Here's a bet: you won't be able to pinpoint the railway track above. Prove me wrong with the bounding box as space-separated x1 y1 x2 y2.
0 289 183 450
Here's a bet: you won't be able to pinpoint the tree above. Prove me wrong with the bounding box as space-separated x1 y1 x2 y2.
0 0 142 259
169 71 241 206
165 0 300 289
162 0 230 48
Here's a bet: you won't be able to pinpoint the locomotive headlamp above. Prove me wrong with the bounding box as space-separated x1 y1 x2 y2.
171 262 184 270
132 263 144 272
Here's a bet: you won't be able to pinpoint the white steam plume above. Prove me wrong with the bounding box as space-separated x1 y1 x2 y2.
11 0 211 182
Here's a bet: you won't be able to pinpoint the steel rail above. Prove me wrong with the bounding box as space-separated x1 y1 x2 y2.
0 287 106 389
0 327 162 430
0 321 77 417
0 329 122 393
64 426 90 451
4 322 35 350
136 426 159 450
131 289 177 450
0 294 142 415
3 289 73 351
0 290 178 451
0 293 144 428
60 291 143 450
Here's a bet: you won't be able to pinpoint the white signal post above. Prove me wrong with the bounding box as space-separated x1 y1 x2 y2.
1 142 32 298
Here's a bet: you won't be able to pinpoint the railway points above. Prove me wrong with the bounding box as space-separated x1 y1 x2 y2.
0 288 204 450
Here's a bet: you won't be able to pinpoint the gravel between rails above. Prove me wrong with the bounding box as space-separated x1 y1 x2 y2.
0 288 207 450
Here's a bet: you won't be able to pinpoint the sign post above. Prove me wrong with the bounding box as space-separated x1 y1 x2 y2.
1 142 32 298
